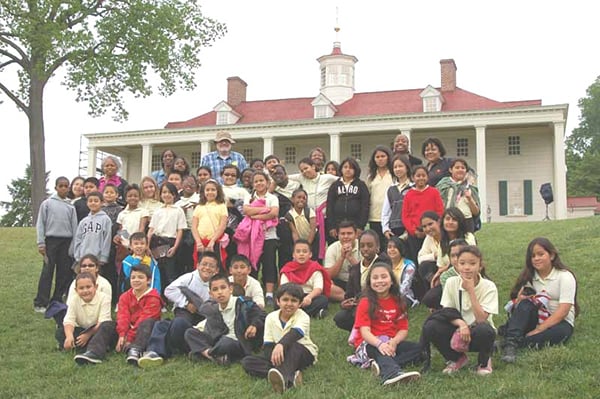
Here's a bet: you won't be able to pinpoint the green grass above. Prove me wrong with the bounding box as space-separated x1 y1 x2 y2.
1 218 599 398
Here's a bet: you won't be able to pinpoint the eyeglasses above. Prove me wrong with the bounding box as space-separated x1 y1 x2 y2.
80 263 96 268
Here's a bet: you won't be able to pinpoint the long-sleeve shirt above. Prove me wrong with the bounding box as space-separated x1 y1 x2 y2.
164 271 211 309
73 211 112 262
36 194 78 247
401 186 444 236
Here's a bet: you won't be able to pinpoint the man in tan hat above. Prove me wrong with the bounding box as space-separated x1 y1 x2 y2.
200 131 248 183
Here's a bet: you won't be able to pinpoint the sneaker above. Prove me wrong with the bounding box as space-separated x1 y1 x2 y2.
268 368 286 394
212 354 229 366
371 361 380 377
293 370 303 388
74 351 102 365
476 359 493 376
442 354 469 374
382 371 421 386
138 351 164 368
34 306 47 313
316 309 328 319
501 342 517 363
188 351 203 362
126 348 141 366
265 296 275 308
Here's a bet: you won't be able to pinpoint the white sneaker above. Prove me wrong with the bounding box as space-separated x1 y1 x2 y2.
371 361 380 377
34 306 47 313
382 371 421 386
268 368 286 393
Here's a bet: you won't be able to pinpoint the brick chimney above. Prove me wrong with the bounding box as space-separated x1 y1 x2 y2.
440 59 457 92
227 76 247 107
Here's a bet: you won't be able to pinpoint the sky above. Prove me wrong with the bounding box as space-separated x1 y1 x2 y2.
1 0 599 204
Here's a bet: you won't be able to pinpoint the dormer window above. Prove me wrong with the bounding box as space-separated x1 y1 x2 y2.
311 94 338 119
213 101 241 125
420 85 444 113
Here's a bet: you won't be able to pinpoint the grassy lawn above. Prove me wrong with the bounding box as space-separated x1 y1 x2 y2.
1 217 599 398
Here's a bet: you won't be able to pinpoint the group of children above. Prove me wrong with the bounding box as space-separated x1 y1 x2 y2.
34 145 579 392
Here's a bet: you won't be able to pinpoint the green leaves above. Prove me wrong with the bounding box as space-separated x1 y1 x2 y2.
0 165 49 227
566 76 600 197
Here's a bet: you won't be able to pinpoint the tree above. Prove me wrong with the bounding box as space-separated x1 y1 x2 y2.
0 1 226 224
566 76 600 197
1 165 49 227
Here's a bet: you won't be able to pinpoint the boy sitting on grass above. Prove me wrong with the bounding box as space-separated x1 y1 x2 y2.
280 239 331 318
241 283 318 394
116 265 163 365
184 274 266 365
228 254 265 309
137 252 220 368
56 272 117 365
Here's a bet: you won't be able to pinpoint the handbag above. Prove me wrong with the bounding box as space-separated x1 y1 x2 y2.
450 290 469 352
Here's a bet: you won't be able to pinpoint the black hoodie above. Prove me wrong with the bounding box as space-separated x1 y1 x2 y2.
326 178 370 231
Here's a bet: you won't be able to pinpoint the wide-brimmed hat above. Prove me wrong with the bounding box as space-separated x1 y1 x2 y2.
214 131 236 143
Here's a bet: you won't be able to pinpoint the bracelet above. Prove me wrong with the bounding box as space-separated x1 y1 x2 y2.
376 340 384 348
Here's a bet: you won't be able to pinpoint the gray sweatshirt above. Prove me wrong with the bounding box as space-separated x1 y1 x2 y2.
36 194 78 247
73 210 112 262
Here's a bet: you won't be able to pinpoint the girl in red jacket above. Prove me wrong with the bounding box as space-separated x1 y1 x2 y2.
401 166 444 264
116 265 163 365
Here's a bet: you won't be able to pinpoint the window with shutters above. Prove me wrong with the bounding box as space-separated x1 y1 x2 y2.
499 180 533 216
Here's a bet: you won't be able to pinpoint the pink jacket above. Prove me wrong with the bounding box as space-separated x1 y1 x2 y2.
233 198 278 270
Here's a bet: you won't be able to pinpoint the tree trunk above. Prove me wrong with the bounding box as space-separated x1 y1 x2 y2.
29 76 47 225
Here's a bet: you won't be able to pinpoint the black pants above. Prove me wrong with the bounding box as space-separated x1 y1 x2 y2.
56 321 117 357
176 230 196 274
302 294 328 318
185 329 246 360
152 236 178 293
334 308 356 332
241 342 314 386
146 316 195 357
504 299 573 348
35 237 73 307
277 223 293 268
422 285 443 310
421 318 495 366
406 235 424 266
128 318 156 351
250 239 279 287
369 221 387 250
366 341 422 381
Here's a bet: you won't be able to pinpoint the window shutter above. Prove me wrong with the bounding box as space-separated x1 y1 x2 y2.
499 181 508 216
524 180 533 215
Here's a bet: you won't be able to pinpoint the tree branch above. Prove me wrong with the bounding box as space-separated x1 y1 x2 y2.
0 81 29 116
0 59 16 70
0 48 26 69
0 35 29 65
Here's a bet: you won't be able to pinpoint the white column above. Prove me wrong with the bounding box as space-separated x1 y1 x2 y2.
475 126 487 222
201 140 211 158
141 143 153 180
263 136 274 159
87 146 97 178
329 132 340 162
121 156 129 180
553 122 567 219
400 128 412 145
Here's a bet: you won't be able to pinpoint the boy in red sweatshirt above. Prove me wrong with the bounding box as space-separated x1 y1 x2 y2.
116 265 163 365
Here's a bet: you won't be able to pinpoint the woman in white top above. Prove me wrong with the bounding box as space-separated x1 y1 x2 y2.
289 157 337 260
500 237 578 363
366 146 394 247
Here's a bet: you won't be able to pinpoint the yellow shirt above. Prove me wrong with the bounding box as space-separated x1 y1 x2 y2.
193 202 228 239
368 171 393 221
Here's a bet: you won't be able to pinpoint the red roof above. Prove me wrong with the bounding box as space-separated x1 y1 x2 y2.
164 87 542 129
567 196 599 208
